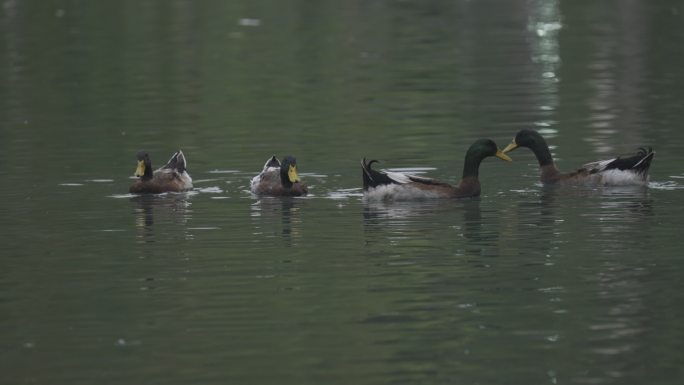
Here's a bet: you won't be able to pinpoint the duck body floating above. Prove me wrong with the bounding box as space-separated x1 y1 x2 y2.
362 139 512 200
502 129 655 186
129 150 193 194
250 155 308 196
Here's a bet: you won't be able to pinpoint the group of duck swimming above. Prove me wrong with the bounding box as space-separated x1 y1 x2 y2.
128 129 656 198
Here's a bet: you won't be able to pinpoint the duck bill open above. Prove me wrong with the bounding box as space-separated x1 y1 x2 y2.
502 141 518 154
288 165 301 183
496 149 513 162
135 160 146 177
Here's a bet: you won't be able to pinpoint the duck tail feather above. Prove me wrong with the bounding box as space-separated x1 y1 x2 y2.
162 150 187 173
362 157 405 190
361 157 376 190
632 148 655 173
601 146 655 174
176 150 187 173
263 155 280 170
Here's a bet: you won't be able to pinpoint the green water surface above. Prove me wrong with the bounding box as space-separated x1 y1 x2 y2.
2 1 684 384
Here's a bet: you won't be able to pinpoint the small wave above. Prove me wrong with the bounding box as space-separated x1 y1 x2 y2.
207 169 240 174
300 173 328 178
87 179 114 183
327 188 364 200
108 193 137 198
192 178 220 183
649 181 683 190
510 188 539 194
196 186 223 193
59 183 83 187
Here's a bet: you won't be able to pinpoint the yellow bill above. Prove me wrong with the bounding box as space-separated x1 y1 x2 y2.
288 165 301 183
496 149 513 162
502 141 518 154
135 160 146 177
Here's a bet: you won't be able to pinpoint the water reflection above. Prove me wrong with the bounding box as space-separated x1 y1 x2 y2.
577 186 652 384
362 199 487 249
462 199 483 242
528 0 561 128
362 199 448 223
517 185 653 245
503 185 655 383
582 261 648 384
570 0 649 155
250 197 304 246
361 199 480 227
130 193 193 242
2 1 684 384
556 186 652 228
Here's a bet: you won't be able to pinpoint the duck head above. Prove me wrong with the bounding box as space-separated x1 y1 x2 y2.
135 151 153 180
279 155 301 188
462 139 512 178
503 129 554 166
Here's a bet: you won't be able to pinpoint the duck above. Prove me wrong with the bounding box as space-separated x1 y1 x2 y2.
250 155 308 196
502 129 655 185
362 139 512 200
129 150 193 194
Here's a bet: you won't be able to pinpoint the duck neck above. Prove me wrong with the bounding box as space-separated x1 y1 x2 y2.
142 160 154 180
280 168 293 188
456 176 481 197
461 149 484 179
540 164 561 183
530 141 554 168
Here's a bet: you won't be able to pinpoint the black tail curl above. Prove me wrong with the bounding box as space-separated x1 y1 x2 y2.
362 157 399 191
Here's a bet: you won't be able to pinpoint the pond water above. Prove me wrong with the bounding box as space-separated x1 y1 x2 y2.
2 1 684 384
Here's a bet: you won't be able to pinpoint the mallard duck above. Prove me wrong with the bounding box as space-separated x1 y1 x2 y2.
250 155 308 196
502 129 655 185
129 150 193 194
362 139 512 199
